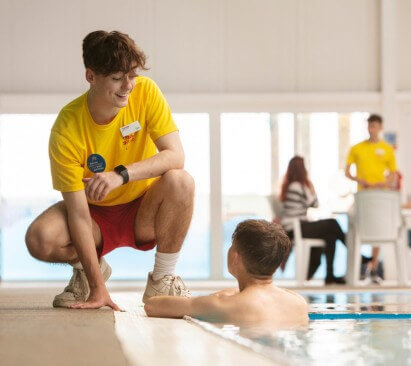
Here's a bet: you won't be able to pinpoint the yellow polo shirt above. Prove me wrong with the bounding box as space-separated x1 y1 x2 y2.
49 76 178 206
346 139 397 190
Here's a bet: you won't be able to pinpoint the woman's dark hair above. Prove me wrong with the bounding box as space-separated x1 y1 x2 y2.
82 30 148 75
280 156 313 201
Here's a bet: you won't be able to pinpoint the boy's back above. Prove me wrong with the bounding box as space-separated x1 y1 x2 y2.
216 285 308 327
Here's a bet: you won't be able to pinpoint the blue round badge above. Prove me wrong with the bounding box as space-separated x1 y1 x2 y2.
87 154 106 173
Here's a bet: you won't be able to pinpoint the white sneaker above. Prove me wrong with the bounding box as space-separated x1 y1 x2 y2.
371 270 383 285
142 272 191 303
53 257 112 308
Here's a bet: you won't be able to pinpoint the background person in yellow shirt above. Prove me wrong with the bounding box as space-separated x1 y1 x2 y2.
25 31 194 310
345 114 398 284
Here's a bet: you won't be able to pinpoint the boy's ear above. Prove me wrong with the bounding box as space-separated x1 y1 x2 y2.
233 249 242 266
85 68 96 84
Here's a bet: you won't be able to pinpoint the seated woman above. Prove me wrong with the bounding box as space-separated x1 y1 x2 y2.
280 156 346 284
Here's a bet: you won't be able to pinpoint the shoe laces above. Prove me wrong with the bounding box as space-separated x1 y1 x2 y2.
65 268 88 297
163 275 191 297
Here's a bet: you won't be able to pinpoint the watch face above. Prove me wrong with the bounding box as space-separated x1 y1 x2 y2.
115 165 129 184
115 165 126 174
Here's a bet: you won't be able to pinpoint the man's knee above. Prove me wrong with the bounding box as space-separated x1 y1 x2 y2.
25 221 54 261
163 169 195 199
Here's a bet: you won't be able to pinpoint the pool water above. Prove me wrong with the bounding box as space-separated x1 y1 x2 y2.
305 291 411 314
234 319 411 365
188 291 411 366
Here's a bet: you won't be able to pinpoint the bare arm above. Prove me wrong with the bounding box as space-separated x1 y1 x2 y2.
144 294 234 321
386 170 398 189
84 131 185 202
370 171 398 189
128 131 184 181
345 163 356 181
346 163 397 190
345 163 370 188
62 190 120 310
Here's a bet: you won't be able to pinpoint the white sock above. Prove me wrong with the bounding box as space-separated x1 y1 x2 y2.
152 251 180 281
71 261 83 270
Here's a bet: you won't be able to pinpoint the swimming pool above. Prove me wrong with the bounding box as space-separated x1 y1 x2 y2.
186 291 411 366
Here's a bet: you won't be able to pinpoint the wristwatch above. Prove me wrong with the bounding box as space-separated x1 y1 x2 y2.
114 165 129 185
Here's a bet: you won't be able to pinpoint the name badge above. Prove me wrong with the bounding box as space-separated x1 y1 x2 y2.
120 121 141 138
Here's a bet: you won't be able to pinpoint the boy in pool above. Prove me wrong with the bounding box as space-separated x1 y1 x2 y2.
145 219 308 327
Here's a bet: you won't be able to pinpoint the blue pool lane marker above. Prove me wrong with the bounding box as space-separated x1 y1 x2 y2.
309 313 411 320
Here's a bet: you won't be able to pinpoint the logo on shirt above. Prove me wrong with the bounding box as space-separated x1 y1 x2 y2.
375 148 386 156
122 132 136 146
87 154 106 173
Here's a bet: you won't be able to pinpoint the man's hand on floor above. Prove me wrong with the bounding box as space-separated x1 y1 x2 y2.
68 288 122 311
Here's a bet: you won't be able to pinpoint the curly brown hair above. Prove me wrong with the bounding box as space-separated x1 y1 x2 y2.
82 30 148 75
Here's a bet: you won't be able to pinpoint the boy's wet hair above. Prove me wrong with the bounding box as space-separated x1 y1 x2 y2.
83 30 148 75
232 219 291 277
367 114 383 124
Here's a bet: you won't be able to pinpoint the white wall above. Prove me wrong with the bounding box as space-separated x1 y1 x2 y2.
0 0 410 199
1 0 380 93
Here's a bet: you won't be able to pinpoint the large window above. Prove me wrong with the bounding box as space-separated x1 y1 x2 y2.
0 111 372 281
221 113 272 278
0 114 66 280
303 112 369 214
0 113 210 280
175 113 210 278
219 112 370 280
277 113 295 179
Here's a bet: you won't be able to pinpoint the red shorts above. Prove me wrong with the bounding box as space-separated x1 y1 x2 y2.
89 195 156 257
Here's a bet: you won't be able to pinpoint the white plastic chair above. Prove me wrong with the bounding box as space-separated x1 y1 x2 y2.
269 195 326 285
347 190 407 286
291 217 326 285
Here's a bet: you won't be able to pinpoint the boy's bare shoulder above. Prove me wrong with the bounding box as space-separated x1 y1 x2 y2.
282 287 306 300
215 289 266 314
281 287 308 309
